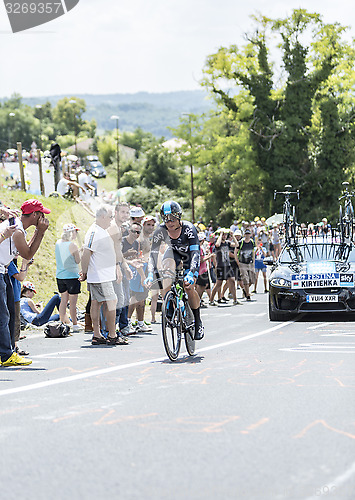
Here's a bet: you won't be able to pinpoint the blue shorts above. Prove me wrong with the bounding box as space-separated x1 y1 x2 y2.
255 260 266 271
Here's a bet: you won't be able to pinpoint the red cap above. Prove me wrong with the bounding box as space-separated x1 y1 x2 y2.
21 199 51 215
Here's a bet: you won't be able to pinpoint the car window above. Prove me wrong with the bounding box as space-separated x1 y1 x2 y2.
280 244 354 263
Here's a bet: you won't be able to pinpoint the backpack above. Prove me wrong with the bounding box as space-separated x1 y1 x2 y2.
44 321 70 338
238 239 255 264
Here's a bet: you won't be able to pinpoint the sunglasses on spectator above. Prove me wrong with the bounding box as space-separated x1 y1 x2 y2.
130 229 141 234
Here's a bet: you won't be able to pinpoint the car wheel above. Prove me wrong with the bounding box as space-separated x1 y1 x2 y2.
268 296 293 321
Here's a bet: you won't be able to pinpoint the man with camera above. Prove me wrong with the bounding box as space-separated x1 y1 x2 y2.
0 199 50 367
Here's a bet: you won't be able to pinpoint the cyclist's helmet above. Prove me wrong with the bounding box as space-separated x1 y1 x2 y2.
160 201 183 223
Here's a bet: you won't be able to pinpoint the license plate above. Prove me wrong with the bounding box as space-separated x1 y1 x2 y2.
306 295 338 303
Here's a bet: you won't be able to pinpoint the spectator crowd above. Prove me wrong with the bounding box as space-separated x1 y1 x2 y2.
0 191 306 368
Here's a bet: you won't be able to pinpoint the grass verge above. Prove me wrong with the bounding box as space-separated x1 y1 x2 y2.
0 173 94 309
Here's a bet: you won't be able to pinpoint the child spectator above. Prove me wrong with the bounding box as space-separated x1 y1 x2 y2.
253 239 268 293
8 258 33 355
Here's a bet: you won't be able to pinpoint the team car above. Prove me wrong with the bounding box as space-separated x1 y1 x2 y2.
267 238 355 320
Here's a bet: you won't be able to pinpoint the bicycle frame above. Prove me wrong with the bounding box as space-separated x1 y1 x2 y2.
274 185 300 245
339 181 354 246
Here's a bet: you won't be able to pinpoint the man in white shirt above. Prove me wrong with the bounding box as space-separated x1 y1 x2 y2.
57 171 85 198
78 168 95 202
81 206 120 345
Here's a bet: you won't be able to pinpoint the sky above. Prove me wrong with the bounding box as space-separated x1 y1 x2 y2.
0 0 353 98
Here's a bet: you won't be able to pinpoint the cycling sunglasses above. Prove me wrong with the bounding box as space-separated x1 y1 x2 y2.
163 214 179 222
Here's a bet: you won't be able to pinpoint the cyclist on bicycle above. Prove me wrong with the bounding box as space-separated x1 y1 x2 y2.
145 201 204 340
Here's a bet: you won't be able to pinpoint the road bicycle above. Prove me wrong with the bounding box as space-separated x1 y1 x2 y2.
274 185 300 244
339 181 354 245
151 270 195 361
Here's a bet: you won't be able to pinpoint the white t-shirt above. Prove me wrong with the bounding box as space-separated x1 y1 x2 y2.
84 223 116 283
78 172 89 190
57 177 69 196
0 218 26 273
78 172 91 201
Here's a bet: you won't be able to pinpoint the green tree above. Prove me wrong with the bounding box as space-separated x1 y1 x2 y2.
202 9 355 221
120 127 156 156
52 97 89 137
142 144 181 190
0 94 39 151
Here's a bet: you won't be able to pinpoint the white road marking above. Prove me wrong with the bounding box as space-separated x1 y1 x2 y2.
281 341 355 353
299 343 355 347
33 350 81 358
0 320 295 397
307 323 333 330
237 313 267 317
321 333 355 337
306 460 355 500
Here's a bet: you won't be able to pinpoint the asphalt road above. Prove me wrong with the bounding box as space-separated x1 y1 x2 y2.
3 160 55 194
1 291 355 500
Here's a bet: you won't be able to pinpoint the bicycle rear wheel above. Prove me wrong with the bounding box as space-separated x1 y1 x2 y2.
162 290 182 361
184 301 195 356
345 203 354 242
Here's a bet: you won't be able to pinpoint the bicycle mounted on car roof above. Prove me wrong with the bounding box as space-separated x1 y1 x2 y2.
338 181 355 246
274 185 300 246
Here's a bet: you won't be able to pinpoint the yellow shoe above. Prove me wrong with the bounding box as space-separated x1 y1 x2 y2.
1 352 32 367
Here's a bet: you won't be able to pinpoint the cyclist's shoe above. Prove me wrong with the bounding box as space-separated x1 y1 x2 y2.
194 321 204 341
1 352 32 366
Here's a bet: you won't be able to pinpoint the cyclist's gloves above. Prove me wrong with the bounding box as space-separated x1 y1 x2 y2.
184 270 195 285
144 272 154 286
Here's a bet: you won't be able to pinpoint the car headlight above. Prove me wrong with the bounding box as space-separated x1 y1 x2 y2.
270 277 292 288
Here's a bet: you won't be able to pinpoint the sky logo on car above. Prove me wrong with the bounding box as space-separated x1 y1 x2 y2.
4 0 79 33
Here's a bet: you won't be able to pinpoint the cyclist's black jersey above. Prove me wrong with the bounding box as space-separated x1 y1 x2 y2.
148 220 200 278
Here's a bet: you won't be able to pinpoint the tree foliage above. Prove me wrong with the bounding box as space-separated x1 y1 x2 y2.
199 9 355 222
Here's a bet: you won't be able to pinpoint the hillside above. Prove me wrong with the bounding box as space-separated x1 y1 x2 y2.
20 90 212 137
0 185 93 308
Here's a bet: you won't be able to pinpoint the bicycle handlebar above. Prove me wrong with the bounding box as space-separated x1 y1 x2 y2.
339 192 355 201
149 269 183 287
274 189 300 200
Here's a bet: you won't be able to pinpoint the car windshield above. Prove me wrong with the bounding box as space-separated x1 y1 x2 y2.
279 243 355 263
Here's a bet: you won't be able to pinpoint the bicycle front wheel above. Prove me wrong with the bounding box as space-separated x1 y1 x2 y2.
162 290 182 361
